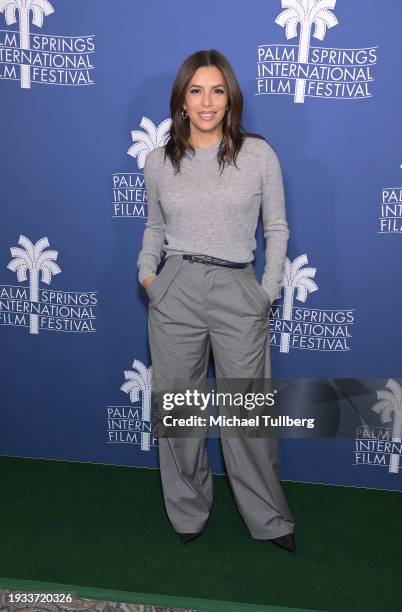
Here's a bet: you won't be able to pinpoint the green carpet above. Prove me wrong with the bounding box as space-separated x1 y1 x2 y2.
0 456 400 611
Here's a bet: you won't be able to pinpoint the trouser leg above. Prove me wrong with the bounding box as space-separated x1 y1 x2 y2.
206 264 295 539
147 256 212 533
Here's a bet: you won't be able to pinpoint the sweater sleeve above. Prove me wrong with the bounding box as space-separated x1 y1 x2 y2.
136 150 166 285
259 141 289 304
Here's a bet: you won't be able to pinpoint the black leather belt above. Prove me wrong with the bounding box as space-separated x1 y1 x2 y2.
182 254 248 269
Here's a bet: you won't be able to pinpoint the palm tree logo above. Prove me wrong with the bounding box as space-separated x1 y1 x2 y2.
280 254 318 353
372 379 402 474
121 359 154 451
275 0 338 103
127 116 171 169
0 0 54 89
7 234 61 334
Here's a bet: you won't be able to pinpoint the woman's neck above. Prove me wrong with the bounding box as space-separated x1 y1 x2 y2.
188 130 223 150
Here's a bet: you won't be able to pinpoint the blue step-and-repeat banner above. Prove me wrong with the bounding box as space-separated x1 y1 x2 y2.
1 0 401 491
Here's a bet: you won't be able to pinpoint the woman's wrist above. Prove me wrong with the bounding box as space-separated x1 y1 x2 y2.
138 266 156 285
142 273 156 290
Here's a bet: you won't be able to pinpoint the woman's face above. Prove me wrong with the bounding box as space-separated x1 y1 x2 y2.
182 65 229 140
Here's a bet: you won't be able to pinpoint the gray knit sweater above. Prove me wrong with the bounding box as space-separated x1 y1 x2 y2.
137 135 289 303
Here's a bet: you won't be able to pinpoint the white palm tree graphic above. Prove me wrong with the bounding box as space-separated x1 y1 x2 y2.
0 0 54 89
275 0 338 103
7 234 61 334
128 116 171 169
280 254 318 353
121 359 154 451
372 379 402 474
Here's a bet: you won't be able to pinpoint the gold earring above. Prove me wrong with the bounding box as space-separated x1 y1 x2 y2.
181 108 188 119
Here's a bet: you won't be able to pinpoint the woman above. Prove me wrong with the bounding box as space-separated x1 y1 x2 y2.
137 49 295 552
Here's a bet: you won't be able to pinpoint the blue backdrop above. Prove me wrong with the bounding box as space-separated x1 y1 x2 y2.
1 0 401 491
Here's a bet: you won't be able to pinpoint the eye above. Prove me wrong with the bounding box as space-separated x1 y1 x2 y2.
215 89 225 94
190 88 200 94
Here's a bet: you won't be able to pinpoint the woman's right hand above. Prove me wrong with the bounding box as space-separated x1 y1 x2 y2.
142 273 157 291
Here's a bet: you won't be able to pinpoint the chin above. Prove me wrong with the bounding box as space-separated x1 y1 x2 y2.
197 124 220 133
192 119 224 132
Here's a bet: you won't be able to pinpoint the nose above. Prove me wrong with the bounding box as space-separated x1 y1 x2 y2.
201 91 211 107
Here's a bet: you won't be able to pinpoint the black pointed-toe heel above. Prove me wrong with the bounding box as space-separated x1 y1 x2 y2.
270 532 296 553
179 532 202 544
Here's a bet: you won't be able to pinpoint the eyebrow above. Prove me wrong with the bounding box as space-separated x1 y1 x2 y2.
189 83 226 88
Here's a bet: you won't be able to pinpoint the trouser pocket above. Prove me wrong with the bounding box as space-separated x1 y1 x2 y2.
229 267 270 314
146 256 183 306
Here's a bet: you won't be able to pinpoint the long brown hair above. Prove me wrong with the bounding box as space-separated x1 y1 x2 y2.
164 49 263 174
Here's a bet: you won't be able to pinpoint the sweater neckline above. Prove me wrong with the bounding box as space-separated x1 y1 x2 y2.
188 138 222 158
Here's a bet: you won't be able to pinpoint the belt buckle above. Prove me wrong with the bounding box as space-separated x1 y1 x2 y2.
188 254 209 264
185 254 217 265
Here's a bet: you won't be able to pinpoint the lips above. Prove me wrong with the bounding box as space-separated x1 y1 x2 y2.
199 112 216 120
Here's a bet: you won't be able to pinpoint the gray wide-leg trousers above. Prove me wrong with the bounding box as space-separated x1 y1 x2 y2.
146 254 294 539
